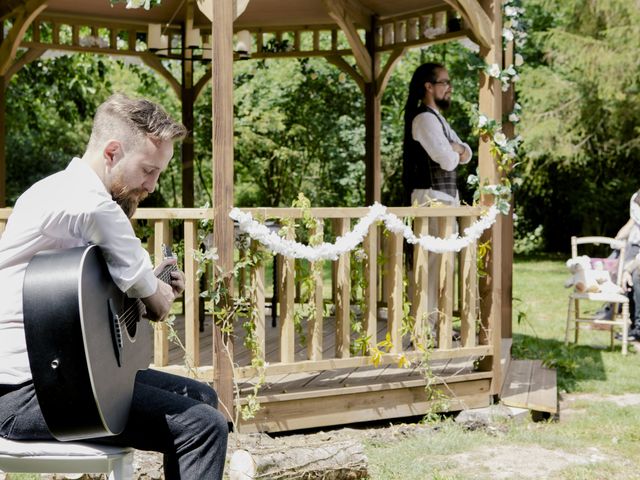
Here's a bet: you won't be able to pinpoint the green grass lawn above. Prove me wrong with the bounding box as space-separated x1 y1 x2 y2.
366 255 640 480
6 256 640 479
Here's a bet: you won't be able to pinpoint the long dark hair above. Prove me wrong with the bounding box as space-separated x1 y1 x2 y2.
401 63 444 204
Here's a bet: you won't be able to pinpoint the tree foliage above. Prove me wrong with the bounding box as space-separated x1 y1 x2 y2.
516 0 640 251
5 53 112 203
6 0 637 255
230 58 365 207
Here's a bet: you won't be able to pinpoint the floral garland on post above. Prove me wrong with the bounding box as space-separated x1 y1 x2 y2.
464 0 526 197
229 196 507 262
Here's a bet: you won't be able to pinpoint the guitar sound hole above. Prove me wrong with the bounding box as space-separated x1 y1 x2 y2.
122 298 139 339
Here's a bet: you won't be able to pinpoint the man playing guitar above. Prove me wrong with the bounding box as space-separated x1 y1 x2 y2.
0 93 228 479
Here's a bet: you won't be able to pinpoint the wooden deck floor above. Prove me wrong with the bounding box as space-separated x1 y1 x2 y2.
162 311 492 432
165 309 474 367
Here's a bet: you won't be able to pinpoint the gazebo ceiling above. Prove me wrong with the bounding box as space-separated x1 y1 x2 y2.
34 0 451 29
235 0 448 27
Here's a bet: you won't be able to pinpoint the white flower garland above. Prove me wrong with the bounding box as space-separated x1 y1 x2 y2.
229 201 504 261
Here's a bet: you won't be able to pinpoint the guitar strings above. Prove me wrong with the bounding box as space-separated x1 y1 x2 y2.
117 268 175 330
115 266 178 330
117 267 176 329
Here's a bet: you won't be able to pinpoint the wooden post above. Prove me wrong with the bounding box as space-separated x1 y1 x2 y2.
211 0 235 421
501 37 516 339
364 23 381 205
477 0 503 394
181 0 196 208
0 33 4 207
0 75 5 207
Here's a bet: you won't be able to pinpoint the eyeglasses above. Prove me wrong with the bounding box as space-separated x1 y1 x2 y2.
431 80 452 87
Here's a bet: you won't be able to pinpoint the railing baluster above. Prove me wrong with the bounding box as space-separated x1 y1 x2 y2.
72 24 79 46
279 229 296 363
0 214 7 237
459 216 478 347
308 219 324 361
250 240 266 362
437 216 455 349
363 224 377 351
407 18 419 40
238 243 247 298
256 31 263 52
333 218 351 358
388 229 404 353
412 217 429 347
153 219 171 367
184 219 199 367
383 23 394 45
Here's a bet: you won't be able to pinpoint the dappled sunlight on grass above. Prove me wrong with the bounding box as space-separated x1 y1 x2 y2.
366 256 640 479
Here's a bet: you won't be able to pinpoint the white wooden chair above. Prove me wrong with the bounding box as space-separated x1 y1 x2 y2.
564 236 630 355
0 437 133 479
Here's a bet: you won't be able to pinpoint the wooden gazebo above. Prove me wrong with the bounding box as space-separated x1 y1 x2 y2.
0 0 515 432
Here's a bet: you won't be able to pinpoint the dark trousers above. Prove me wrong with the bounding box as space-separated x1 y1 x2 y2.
625 244 640 333
0 369 228 479
629 269 640 333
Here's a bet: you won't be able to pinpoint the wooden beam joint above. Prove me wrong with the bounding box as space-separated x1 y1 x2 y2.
0 0 48 77
322 0 373 83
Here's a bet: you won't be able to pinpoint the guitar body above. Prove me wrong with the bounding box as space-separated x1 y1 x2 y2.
23 245 152 441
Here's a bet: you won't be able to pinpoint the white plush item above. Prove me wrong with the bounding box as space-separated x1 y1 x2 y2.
565 255 623 294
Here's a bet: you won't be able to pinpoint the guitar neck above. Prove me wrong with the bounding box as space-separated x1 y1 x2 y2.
132 257 178 317
156 263 177 285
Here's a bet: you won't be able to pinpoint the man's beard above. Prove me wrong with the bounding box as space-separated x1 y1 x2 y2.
435 97 451 111
111 178 148 218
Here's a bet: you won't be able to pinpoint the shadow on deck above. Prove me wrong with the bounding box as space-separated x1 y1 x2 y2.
159 312 493 432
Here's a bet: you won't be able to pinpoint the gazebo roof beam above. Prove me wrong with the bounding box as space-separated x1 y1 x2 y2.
332 0 374 31
443 0 491 48
0 0 47 76
322 0 373 83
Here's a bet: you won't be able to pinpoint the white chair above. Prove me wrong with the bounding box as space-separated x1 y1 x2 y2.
0 437 133 479
565 236 630 355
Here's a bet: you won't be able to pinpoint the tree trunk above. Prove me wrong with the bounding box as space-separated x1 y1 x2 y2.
228 433 368 480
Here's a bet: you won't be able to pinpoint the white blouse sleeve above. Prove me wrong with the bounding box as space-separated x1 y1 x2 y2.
411 112 460 171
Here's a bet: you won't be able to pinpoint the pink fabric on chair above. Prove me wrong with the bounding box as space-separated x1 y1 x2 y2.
590 257 619 281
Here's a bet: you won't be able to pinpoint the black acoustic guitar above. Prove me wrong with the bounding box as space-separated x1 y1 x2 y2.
23 244 175 441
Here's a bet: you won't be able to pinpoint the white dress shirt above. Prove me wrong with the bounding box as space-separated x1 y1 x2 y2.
0 158 157 384
412 108 472 172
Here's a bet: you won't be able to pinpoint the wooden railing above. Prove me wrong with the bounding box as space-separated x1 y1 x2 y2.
231 206 490 381
0 205 494 384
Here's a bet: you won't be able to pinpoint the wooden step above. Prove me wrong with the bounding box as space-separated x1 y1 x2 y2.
500 359 558 414
500 338 513 389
